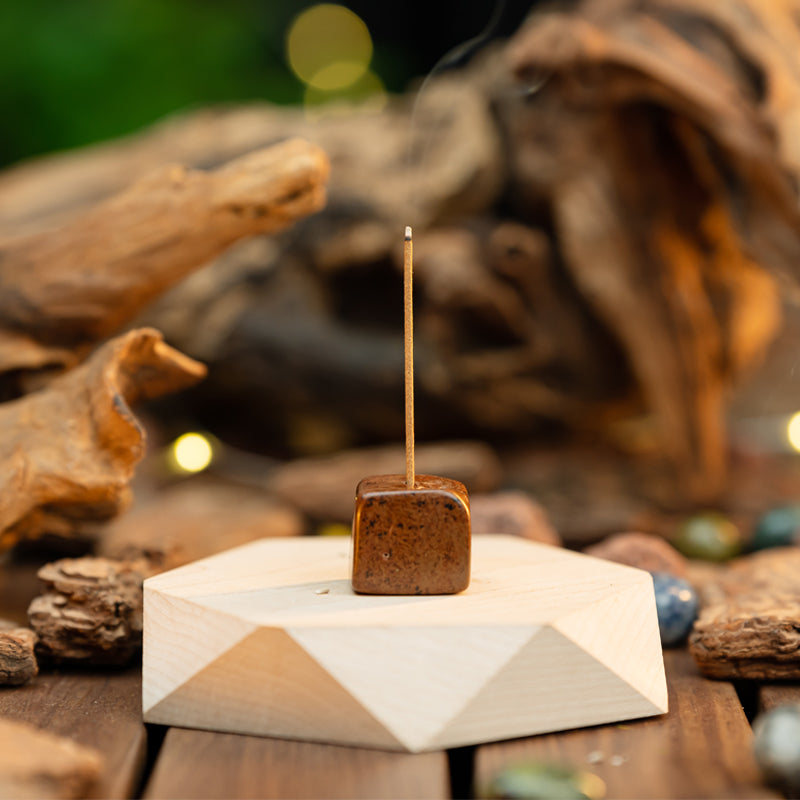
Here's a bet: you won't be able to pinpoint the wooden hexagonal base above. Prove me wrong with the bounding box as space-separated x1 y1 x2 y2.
143 535 667 752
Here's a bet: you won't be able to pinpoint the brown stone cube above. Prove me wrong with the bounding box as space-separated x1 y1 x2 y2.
351 474 471 595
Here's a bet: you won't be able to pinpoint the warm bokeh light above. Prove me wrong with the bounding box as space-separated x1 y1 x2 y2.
317 523 352 537
169 432 214 473
788 412 800 452
287 4 372 91
303 69 388 118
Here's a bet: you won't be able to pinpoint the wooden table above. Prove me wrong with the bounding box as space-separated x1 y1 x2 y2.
0 648 794 799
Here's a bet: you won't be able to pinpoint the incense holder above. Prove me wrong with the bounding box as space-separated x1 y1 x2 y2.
351 474 471 595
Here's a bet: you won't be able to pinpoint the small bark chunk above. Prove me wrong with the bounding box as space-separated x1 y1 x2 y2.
689 547 800 679
28 557 145 665
0 618 38 685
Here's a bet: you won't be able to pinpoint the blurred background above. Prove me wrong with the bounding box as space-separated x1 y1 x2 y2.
4 0 800 554
0 0 536 168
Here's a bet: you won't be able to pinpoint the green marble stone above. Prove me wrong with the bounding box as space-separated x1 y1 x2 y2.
673 512 742 561
483 763 605 800
751 505 800 551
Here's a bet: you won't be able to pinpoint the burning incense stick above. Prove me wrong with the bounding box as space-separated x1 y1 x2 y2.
404 225 415 488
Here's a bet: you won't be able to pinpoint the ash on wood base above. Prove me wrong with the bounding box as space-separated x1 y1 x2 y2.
143 535 667 753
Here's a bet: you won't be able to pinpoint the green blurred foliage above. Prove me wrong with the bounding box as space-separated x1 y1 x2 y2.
0 0 310 168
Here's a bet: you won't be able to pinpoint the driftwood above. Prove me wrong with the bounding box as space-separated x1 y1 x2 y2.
0 81 498 241
0 1 799 506
28 557 144 665
498 0 800 500
689 547 800 679
0 717 102 800
0 619 38 685
0 138 329 383
139 0 800 501
98 480 304 572
263 440 502 522
0 328 205 550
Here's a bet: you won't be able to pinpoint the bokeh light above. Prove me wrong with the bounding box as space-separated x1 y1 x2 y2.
303 69 388 116
287 4 372 91
169 432 214 474
787 412 800 452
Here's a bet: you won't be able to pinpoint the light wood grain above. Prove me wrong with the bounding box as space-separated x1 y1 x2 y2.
0 667 146 799
475 650 778 799
144 728 449 800
143 535 666 751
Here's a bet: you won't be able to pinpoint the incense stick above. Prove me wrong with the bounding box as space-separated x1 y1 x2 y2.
404 225 415 488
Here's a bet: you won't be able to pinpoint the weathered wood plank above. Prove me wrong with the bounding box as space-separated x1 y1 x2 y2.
144 729 449 800
0 667 146 799
759 683 800 713
474 650 777 799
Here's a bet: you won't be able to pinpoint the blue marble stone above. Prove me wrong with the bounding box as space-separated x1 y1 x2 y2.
751 505 800 551
650 572 699 647
753 705 800 793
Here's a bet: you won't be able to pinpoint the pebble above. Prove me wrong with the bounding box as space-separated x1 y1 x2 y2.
753 704 800 794
585 532 687 577
751 505 800 551
470 491 561 546
651 572 699 647
673 512 742 561
484 762 606 800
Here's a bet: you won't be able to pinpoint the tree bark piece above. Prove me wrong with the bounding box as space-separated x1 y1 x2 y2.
0 618 38 685
98 480 304 573
0 716 102 800
0 328 205 549
689 547 800 679
0 138 329 378
28 557 144 666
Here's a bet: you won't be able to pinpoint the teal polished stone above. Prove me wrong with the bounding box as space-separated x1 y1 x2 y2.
673 512 742 561
751 505 800 551
483 763 605 800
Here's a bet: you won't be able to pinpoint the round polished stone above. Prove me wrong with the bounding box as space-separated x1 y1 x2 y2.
484 763 606 800
650 572 699 647
673 512 742 561
752 505 800 551
753 704 800 793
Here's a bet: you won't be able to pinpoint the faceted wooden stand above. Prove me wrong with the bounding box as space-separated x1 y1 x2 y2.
143 535 668 753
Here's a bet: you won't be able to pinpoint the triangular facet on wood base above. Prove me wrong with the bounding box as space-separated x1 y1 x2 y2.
143 535 667 752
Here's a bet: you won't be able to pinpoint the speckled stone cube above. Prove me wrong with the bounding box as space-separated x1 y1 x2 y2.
351 474 471 595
